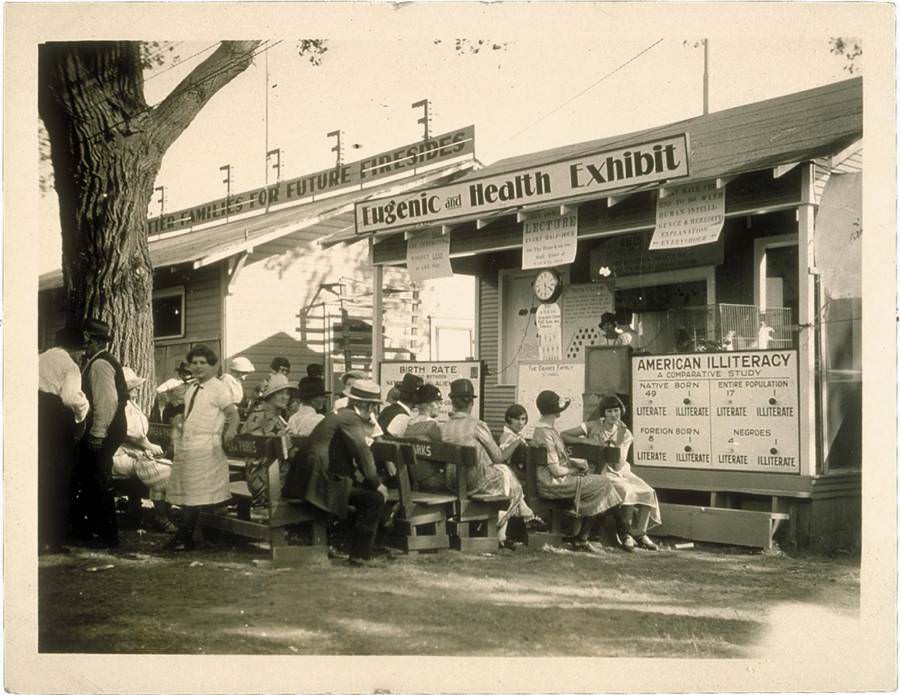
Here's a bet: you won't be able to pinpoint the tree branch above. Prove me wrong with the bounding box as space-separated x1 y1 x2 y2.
149 40 262 152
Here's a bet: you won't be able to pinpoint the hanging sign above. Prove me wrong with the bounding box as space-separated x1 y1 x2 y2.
146 125 476 236
521 209 578 270
631 349 800 473
356 134 690 233
650 180 726 250
535 303 562 361
378 360 481 421
406 230 452 282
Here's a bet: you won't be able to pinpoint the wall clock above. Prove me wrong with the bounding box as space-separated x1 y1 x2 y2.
533 268 562 303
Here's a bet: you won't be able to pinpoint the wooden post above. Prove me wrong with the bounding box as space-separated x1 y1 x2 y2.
371 238 384 378
797 163 818 477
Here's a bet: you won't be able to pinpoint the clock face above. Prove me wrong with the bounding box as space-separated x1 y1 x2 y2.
534 269 561 302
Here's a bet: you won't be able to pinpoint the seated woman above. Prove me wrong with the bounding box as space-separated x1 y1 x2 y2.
111 367 174 531
440 379 546 547
498 404 529 481
562 395 661 551
531 390 623 553
240 373 295 510
404 383 443 442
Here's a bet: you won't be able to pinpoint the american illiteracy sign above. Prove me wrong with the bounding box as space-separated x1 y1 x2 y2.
355 134 690 234
631 350 800 473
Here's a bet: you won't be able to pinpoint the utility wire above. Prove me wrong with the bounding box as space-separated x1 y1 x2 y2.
500 38 665 146
144 42 219 84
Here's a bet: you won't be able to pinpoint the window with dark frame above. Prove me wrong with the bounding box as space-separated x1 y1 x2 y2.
153 287 185 339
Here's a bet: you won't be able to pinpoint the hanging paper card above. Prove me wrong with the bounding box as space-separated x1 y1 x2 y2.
650 180 725 250
407 230 452 281
521 208 578 270
535 302 562 361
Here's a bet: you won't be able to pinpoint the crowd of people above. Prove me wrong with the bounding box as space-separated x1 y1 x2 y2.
38 318 661 566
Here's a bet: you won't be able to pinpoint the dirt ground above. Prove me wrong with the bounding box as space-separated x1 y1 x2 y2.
38 523 859 658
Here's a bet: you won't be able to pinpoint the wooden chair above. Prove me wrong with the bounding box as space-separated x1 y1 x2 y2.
373 440 455 553
401 439 509 553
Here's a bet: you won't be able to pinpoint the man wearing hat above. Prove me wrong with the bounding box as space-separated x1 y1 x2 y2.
290 379 388 566
331 369 367 412
38 324 90 553
221 356 255 406
73 317 129 548
597 312 632 347
377 372 423 438
287 376 330 437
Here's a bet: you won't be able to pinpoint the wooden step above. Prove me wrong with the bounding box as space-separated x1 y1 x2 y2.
655 503 789 550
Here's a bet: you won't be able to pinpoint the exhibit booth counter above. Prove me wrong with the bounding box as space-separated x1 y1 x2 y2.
341 78 862 551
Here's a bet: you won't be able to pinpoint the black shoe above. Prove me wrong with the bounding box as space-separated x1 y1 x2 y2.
525 517 549 533
500 539 518 551
162 536 194 552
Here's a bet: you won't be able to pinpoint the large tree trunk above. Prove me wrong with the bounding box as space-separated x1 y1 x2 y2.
39 41 261 410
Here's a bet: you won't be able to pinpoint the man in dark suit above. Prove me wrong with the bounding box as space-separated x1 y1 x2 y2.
377 372 422 438
296 379 388 567
73 317 129 548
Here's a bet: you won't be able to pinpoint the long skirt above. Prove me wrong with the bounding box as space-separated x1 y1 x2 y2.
538 472 623 518
600 464 661 527
167 433 230 506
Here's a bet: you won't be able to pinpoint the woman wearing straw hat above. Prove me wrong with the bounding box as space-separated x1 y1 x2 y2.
241 373 296 510
563 394 661 551
111 367 175 532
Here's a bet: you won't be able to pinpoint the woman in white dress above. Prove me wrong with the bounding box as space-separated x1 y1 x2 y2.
165 345 239 551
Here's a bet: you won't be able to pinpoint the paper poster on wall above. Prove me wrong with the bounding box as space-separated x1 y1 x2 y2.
631 350 799 473
650 180 725 250
407 230 452 282
535 303 562 361
521 208 578 270
379 360 481 422
561 283 615 361
516 361 585 438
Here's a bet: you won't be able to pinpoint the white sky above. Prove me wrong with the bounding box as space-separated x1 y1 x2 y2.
39 31 857 272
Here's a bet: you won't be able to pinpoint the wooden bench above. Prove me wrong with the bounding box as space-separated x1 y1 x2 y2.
525 442 611 546
400 439 510 553
198 434 331 566
372 441 455 553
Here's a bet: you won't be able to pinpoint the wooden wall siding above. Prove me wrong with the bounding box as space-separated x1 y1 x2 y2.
155 264 222 347
477 268 516 435
373 169 802 265
814 145 863 204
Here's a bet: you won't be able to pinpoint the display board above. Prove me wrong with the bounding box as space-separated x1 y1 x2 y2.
561 283 615 361
631 349 800 473
516 361 585 438
585 345 632 395
378 360 481 421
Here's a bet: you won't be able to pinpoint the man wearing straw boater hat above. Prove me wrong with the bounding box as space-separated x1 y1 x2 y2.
285 379 388 567
72 317 129 549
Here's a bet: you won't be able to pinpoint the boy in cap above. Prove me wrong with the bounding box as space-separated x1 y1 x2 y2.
38 324 90 553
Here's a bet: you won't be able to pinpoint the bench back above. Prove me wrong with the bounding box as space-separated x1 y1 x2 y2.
525 441 606 501
395 438 478 502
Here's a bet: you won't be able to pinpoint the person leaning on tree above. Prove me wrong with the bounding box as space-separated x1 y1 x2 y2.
38 323 90 554
72 318 129 549
164 345 239 552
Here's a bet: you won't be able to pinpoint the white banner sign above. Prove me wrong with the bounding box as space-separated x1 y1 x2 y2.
379 361 481 421
522 209 578 270
535 303 562 361
356 134 690 233
650 180 726 250
406 230 452 281
631 350 800 473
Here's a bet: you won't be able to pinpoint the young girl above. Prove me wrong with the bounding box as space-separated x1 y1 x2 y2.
562 395 661 551
530 390 623 553
498 404 529 478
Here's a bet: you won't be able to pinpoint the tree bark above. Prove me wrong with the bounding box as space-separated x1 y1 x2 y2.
39 41 260 410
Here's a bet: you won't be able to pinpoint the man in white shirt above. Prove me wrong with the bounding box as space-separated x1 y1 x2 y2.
287 376 330 437
597 312 633 347
38 324 89 553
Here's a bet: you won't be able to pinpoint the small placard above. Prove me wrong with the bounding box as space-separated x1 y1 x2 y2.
535 303 562 361
522 208 578 270
650 180 726 250
407 230 452 281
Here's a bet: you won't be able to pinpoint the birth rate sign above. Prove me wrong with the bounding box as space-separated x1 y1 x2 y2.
631 350 800 473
